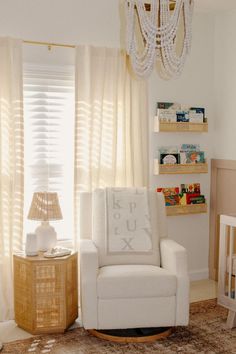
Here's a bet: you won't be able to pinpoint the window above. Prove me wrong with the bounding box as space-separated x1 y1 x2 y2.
24 64 75 240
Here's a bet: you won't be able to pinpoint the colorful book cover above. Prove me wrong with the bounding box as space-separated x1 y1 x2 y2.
176 111 189 122
180 151 205 164
159 146 179 154
189 112 204 123
157 109 177 122
180 144 200 152
165 195 180 206
181 183 201 194
179 193 187 205
186 193 201 204
157 102 181 110
160 153 180 165
190 107 205 118
157 187 179 196
188 195 206 204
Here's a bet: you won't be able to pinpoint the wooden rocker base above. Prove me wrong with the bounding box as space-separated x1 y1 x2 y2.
88 327 172 343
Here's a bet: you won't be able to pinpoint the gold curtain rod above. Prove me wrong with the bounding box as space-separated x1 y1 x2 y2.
23 40 76 49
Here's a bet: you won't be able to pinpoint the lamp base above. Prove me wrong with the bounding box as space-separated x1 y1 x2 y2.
35 221 57 252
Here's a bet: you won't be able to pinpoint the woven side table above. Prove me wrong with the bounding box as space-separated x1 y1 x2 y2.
13 252 78 334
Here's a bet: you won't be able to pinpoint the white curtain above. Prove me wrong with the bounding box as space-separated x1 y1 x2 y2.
74 46 149 242
0 38 24 321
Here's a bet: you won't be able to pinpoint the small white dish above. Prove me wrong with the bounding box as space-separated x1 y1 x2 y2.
43 247 71 258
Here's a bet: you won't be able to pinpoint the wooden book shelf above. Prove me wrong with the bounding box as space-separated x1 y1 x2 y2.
154 159 208 175
154 117 208 133
166 204 207 216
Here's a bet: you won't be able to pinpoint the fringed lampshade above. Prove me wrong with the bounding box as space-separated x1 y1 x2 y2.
28 192 62 252
28 192 62 221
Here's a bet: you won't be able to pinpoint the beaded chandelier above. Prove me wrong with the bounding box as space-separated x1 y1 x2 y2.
125 0 194 78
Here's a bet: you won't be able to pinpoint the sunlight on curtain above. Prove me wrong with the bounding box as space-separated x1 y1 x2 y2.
0 38 24 321
74 46 149 243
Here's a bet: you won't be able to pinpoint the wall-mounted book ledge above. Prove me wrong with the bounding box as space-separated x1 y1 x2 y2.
166 203 207 216
154 117 208 133
154 159 208 175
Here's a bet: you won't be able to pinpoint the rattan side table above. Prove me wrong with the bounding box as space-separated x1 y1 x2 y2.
13 251 78 334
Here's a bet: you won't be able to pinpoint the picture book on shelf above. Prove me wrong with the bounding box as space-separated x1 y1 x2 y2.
156 102 206 123
187 195 205 204
157 109 176 122
157 187 180 206
160 153 180 165
165 195 180 206
157 187 180 196
158 144 206 165
159 146 178 154
157 102 181 111
180 151 205 164
180 144 200 151
176 111 189 122
181 183 201 194
157 183 206 207
190 107 205 117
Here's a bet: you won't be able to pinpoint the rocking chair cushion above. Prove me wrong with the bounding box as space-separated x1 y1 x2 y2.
97 264 177 299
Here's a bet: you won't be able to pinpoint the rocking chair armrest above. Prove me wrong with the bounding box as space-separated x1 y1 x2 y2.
160 238 188 277
79 239 99 329
80 239 99 278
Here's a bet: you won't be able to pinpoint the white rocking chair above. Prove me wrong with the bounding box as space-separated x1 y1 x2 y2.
79 188 189 334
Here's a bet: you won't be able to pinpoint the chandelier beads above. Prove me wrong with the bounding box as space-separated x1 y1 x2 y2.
125 0 194 78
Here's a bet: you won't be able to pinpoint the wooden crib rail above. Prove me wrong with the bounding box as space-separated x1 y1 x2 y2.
218 215 236 328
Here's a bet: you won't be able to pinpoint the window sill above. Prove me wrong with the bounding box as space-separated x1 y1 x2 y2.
57 239 74 249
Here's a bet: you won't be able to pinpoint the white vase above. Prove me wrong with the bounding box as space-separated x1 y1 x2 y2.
35 221 57 252
25 233 38 256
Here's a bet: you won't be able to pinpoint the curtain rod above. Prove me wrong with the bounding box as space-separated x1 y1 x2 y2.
23 40 76 49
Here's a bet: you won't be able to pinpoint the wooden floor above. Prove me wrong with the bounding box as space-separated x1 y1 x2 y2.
0 279 218 344
190 279 217 303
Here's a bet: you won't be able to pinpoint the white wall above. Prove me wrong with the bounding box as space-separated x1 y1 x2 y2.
149 14 215 279
214 10 236 160
0 1 215 279
0 0 121 47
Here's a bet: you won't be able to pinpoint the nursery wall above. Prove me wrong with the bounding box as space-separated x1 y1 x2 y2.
213 10 236 160
149 13 214 279
0 0 215 279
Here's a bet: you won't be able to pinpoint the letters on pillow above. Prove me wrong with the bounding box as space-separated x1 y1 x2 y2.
92 188 160 267
106 188 153 254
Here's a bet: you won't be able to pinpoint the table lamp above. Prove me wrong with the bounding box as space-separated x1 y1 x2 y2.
28 192 62 251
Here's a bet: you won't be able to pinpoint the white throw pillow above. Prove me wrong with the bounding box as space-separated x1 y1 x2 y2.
92 188 161 267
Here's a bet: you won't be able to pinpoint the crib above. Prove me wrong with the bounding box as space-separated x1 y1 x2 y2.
218 215 236 328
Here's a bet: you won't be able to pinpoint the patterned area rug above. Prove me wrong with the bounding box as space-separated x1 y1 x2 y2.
2 299 236 354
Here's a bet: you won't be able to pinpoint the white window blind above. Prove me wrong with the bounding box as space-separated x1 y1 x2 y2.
24 64 75 240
